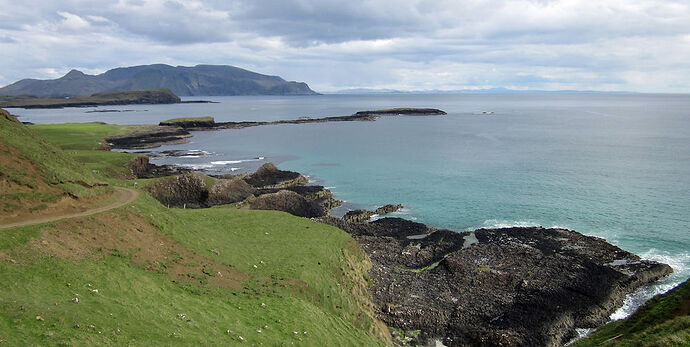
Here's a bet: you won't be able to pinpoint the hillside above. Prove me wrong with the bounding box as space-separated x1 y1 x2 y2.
0 111 388 345
0 64 318 97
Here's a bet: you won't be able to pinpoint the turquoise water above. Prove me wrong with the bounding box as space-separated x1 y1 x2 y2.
13 93 690 316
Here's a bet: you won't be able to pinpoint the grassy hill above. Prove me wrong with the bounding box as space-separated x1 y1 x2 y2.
0 111 389 345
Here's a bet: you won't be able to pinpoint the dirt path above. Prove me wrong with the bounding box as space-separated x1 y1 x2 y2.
0 187 139 230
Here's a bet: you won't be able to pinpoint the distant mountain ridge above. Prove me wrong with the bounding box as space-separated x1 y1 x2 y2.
0 64 318 97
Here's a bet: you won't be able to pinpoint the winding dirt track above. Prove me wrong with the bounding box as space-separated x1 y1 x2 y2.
0 187 139 230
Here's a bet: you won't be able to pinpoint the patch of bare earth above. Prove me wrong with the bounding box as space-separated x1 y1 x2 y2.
25 209 246 290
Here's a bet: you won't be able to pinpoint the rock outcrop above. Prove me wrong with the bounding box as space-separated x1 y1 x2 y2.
343 204 404 223
316 217 673 346
144 174 208 208
207 178 255 205
126 156 186 178
243 163 307 189
249 190 325 218
106 125 192 149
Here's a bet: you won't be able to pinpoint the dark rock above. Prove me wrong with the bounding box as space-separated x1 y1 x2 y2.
343 209 375 223
126 156 185 178
343 204 403 223
244 163 307 189
249 190 325 218
316 218 673 346
258 185 342 213
375 204 404 215
159 117 216 128
105 125 192 149
144 174 208 208
207 178 255 205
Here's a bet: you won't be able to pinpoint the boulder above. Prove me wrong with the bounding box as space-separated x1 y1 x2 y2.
144 174 208 208
244 163 307 189
207 178 255 205
249 190 325 218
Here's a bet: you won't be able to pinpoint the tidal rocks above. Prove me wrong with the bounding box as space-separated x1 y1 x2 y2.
106 125 192 149
342 204 404 223
354 108 447 116
159 116 216 128
316 217 673 346
126 156 186 178
243 163 307 189
249 190 325 218
343 210 375 223
375 204 404 215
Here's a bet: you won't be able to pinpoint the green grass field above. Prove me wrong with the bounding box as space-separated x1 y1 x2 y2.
0 111 389 345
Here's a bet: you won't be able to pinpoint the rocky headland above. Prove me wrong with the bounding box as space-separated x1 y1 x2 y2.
316 217 672 346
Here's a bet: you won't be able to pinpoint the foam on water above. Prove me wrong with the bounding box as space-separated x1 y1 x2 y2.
610 249 690 320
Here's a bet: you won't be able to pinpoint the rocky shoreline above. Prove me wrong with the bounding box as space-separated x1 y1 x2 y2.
105 108 673 346
105 108 447 149
317 217 672 346
123 157 673 346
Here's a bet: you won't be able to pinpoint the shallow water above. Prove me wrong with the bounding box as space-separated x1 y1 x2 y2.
12 93 690 317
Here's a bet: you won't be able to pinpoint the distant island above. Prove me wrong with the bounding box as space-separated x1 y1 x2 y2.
0 64 318 97
0 89 193 109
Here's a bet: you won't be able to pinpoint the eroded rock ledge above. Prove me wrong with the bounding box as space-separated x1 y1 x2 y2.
105 108 447 149
316 217 672 346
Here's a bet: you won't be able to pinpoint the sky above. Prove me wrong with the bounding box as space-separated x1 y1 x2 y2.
1 0 689 93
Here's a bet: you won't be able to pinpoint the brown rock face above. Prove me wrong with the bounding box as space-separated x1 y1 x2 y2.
249 190 325 218
244 163 307 189
317 217 673 346
207 178 255 205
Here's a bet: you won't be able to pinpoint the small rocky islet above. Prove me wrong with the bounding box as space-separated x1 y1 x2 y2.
109 107 672 346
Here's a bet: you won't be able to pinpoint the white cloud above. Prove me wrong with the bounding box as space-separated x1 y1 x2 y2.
57 11 91 31
0 0 688 92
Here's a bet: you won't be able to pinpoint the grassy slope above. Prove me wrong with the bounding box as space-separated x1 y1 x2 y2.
0 117 388 345
0 111 115 218
32 122 139 180
574 278 690 346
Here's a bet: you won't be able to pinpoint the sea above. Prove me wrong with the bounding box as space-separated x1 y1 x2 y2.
11 93 690 320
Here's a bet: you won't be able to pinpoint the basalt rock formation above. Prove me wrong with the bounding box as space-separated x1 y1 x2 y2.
243 163 308 189
316 217 673 346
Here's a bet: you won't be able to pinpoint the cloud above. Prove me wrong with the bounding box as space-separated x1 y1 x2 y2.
0 0 689 92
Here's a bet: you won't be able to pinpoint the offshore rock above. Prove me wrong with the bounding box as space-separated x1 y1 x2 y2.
316 217 673 346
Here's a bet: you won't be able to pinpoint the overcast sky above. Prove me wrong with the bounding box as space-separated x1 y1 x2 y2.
1 0 689 92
